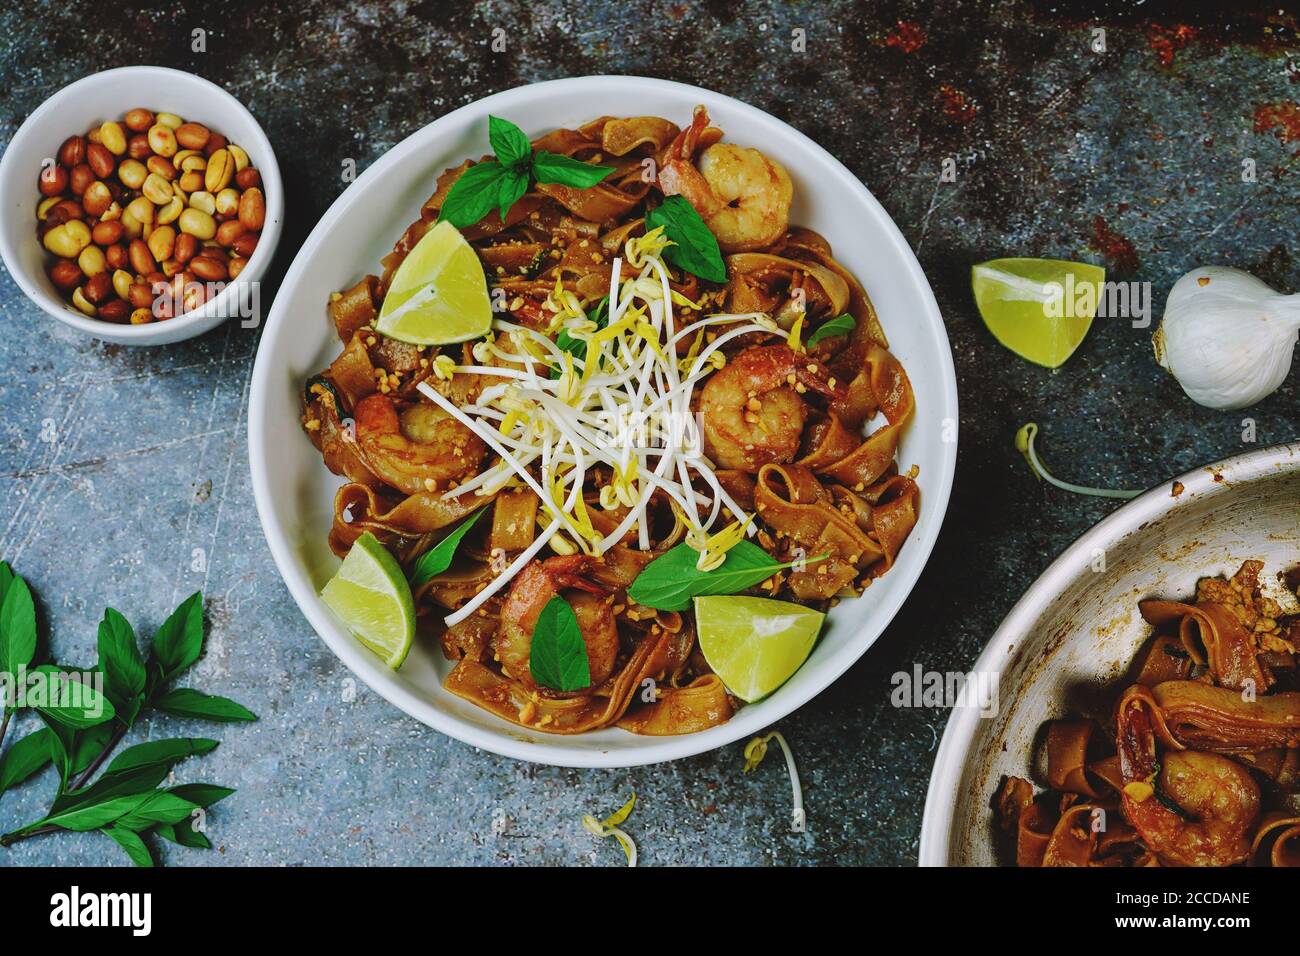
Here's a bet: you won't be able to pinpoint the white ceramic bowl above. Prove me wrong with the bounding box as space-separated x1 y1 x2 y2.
0 66 283 345
249 76 959 767
920 442 1300 865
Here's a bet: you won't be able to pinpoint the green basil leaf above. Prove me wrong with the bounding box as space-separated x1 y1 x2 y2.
410 508 487 587
496 167 529 221
52 738 213 815
628 541 824 612
549 295 609 379
439 160 507 228
531 150 615 189
97 608 146 725
114 791 201 832
168 783 234 808
71 722 115 776
488 115 532 169
100 825 153 867
32 665 115 729
37 711 74 785
151 591 204 684
528 596 590 692
805 314 856 347
0 727 52 795
0 574 37 676
154 818 212 849
153 688 257 723
35 791 155 832
0 561 14 608
106 737 218 776
644 195 727 283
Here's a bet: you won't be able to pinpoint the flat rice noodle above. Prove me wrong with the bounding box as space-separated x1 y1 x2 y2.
617 674 733 735
1251 812 1300 866
535 180 646 224
444 628 672 734
329 482 491 556
327 332 379 409
422 561 499 610
601 117 680 156
1042 803 1099 867
479 241 544 274
714 469 756 511
724 252 849 318
490 491 539 552
1128 633 1194 686
330 275 380 342
588 545 655 590
867 475 920 572
557 240 614 287
818 343 915 489
530 127 600 159
1152 680 1300 752
783 227 890 350
1088 755 1124 795
825 368 880 430
1017 800 1056 867
787 556 859 599
1140 599 1270 692
797 413 862 470
1045 719 1108 798
438 611 497 662
754 463 882 569
304 384 383 491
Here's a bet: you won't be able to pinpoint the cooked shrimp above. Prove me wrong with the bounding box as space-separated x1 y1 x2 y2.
657 106 793 253
352 393 486 496
1117 687 1261 866
700 344 842 472
696 143 793 252
494 555 619 690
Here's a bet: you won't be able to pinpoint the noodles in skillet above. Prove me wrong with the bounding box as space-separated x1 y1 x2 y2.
302 108 919 735
996 560 1300 866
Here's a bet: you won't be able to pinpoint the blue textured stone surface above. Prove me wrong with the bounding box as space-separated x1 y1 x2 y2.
0 1 1297 866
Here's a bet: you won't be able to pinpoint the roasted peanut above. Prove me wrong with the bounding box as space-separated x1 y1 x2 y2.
204 148 233 192
146 155 177 181
190 254 228 281
92 220 124 245
99 121 127 156
230 231 259 259
215 187 240 216
116 158 147 190
111 268 133 300
51 198 84 221
147 124 178 157
128 238 156 275
127 133 152 160
237 187 265 231
179 153 207 173
38 163 68 197
36 196 61 221
125 196 155 225
175 123 210 150
227 256 246 279
49 259 82 290
82 181 112 217
188 190 217 215
235 167 261 190
155 112 183 130
71 286 96 316
156 195 184 225
119 209 143 240
142 172 173 204
147 224 177 263
68 163 94 195
204 132 227 156
98 298 130 323
124 108 154 132
58 135 86 168
174 232 199 264
42 221 91 257
179 171 203 193
128 282 153 308
178 207 216 240
130 307 152 324
87 142 115 179
77 243 106 277
84 271 113 304
215 219 245 247
227 144 249 171
105 243 127 270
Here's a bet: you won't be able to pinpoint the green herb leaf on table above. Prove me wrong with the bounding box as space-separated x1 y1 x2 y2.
33 791 157 833
32 665 115 729
644 195 727 284
0 573 37 678
97 607 146 726
168 783 235 808
150 591 205 685
410 508 488 587
806 314 856 348
100 825 153 867
0 728 52 795
488 115 532 169
153 818 211 850
114 791 201 832
628 540 826 612
71 722 114 776
440 160 507 228
153 688 257 723
529 596 591 692
0 562 14 610
532 150 614 189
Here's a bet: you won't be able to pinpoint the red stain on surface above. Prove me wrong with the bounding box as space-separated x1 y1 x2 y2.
884 20 928 54
1253 102 1300 143
936 84 977 124
1146 23 1198 66
1090 216 1139 273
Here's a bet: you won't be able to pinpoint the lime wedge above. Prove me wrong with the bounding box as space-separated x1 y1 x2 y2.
971 258 1105 368
694 596 824 703
376 220 492 345
320 532 415 669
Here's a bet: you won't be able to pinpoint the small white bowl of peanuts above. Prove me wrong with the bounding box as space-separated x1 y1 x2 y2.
0 66 282 345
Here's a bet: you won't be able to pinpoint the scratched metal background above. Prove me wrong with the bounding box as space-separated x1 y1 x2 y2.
0 0 1297 866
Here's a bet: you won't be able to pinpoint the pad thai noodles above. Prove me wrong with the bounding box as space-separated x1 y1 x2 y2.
301 108 919 735
995 560 1300 866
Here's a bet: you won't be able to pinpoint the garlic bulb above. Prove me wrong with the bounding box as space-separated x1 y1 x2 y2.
1153 266 1300 410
